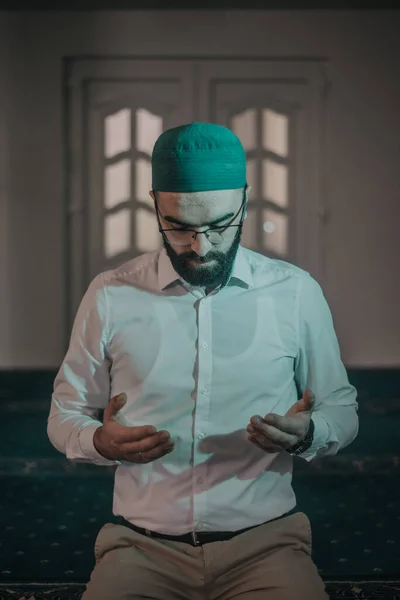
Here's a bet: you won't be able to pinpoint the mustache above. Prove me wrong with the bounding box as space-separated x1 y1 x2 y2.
181 253 222 263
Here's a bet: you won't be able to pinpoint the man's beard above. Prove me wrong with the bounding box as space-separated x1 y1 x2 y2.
163 227 242 288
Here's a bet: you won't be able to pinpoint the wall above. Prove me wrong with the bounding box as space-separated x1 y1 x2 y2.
1 10 399 368
0 13 12 367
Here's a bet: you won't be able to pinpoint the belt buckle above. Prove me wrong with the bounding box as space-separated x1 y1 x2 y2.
191 531 201 546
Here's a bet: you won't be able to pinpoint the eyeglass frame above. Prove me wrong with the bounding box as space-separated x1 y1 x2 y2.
152 185 248 247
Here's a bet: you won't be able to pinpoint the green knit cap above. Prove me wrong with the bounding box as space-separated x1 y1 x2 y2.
151 122 246 192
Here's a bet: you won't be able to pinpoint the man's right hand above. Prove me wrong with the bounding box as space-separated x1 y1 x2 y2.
93 393 174 463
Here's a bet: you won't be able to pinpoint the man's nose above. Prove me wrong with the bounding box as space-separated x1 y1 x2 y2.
191 231 212 257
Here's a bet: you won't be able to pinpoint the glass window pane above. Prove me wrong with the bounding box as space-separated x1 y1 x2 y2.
105 208 131 258
241 206 257 249
262 159 288 209
262 209 288 257
231 109 257 152
136 208 161 253
135 158 153 207
136 109 163 156
104 108 131 159
262 109 288 157
104 159 131 209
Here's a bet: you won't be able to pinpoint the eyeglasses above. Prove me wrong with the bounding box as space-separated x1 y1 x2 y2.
154 188 247 247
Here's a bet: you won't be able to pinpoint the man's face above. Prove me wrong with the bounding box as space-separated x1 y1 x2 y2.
151 188 248 288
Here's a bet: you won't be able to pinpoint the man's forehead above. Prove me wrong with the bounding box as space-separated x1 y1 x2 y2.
157 189 239 208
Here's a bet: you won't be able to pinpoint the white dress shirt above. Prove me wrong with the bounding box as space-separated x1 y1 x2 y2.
48 245 358 534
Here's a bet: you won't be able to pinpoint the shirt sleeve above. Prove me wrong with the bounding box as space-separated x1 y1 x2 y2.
294 273 359 462
47 273 120 467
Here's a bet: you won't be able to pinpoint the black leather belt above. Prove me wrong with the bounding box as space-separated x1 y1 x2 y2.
115 508 297 547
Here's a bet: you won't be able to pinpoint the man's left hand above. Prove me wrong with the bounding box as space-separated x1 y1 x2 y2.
246 389 315 453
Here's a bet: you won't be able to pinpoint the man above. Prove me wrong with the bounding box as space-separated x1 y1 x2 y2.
48 122 358 600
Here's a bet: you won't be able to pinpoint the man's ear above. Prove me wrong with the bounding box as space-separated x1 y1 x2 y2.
245 185 252 202
244 185 251 218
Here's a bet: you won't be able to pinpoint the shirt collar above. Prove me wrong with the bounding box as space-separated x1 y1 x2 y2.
157 245 253 291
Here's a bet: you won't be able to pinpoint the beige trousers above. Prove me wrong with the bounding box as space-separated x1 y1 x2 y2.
81 511 329 600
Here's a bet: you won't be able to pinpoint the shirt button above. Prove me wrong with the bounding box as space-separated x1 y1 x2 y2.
201 388 208 395
197 432 205 440
200 341 208 349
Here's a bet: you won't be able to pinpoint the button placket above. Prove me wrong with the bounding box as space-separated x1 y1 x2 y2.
192 294 213 525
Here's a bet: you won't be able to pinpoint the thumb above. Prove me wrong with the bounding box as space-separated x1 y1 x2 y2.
286 390 315 416
104 392 127 422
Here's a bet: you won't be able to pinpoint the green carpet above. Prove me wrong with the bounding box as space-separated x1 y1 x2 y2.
0 369 399 598
0 581 399 599
0 472 399 584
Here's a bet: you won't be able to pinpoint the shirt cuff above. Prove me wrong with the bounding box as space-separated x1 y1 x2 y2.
78 423 121 467
297 412 336 462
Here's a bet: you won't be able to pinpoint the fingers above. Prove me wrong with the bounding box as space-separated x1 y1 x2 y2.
104 392 127 421
285 390 315 417
124 438 175 463
104 394 159 444
101 392 175 463
247 421 297 449
120 430 173 454
109 423 159 444
256 414 302 435
297 389 315 412
248 435 283 453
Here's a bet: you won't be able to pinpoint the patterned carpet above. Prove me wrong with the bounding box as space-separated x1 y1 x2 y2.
0 581 399 599
0 372 399 599
0 472 399 599
0 472 399 583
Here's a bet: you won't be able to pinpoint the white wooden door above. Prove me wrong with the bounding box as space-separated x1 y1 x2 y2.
198 60 327 277
86 78 194 281
66 58 327 329
67 60 194 319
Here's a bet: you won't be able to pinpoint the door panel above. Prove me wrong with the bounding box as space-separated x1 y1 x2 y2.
67 61 194 319
198 60 326 274
66 58 326 332
86 79 193 280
